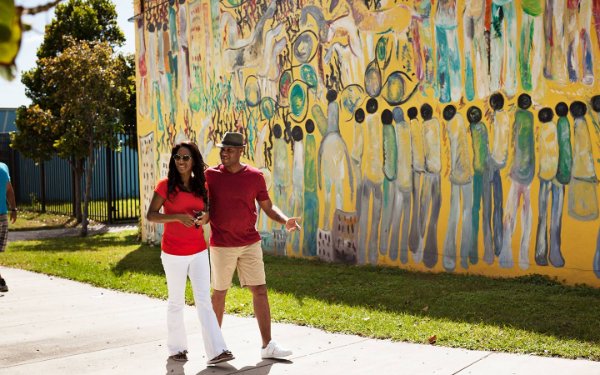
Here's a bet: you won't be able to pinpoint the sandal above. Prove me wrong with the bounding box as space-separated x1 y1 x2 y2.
169 350 188 362
207 350 235 365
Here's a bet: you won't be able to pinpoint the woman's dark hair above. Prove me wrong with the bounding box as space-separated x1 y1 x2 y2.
167 141 209 206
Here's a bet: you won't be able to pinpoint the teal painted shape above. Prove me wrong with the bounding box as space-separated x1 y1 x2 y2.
290 82 307 117
260 97 277 120
365 59 382 97
300 64 318 88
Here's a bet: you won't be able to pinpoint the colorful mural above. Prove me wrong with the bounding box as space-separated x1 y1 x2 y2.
134 0 600 287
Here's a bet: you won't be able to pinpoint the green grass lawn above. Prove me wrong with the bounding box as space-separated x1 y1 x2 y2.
2 230 600 360
9 210 79 231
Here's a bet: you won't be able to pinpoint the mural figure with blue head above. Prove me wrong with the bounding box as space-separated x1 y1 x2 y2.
500 93 535 269
357 98 383 265
534 107 561 267
468 105 493 266
420 103 442 268
443 104 473 271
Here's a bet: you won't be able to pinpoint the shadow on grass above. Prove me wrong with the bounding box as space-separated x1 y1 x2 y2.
9 231 138 251
112 244 163 276
261 255 600 346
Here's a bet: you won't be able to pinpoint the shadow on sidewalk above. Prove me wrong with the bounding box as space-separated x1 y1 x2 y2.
165 358 289 374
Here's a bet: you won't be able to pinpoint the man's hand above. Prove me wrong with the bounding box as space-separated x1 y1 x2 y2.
9 210 16 224
285 217 301 232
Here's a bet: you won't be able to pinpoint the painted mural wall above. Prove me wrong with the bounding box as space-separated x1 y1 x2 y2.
133 0 600 287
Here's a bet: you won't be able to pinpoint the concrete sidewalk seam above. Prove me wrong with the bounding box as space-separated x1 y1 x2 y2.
451 352 493 374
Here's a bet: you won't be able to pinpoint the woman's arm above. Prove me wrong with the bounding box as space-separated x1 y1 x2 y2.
146 192 196 227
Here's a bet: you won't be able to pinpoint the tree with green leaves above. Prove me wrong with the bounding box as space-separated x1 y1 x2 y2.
14 39 132 235
12 0 135 235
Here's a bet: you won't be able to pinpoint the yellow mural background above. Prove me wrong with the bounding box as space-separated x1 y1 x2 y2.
133 0 600 286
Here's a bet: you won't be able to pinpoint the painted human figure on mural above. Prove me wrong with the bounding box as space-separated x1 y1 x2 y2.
468 106 493 266
595 0 600 53
272 124 291 241
177 0 191 104
490 0 517 98
411 0 434 90
434 0 461 103
489 92 509 256
136 19 149 117
291 126 304 254
463 0 489 100
593 96 600 279
548 102 573 267
519 0 544 93
442 105 473 271
543 0 568 84
254 122 271 233
318 89 354 231
534 107 561 267
352 109 365 212
408 106 426 256
389 107 412 264
380 109 398 258
566 0 594 85
357 98 384 265
420 104 442 268
499 94 535 270
568 101 599 221
303 119 319 257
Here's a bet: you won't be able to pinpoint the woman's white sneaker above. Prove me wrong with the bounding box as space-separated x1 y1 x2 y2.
261 340 292 359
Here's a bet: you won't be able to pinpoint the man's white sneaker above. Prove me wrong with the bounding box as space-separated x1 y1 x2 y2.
261 340 292 359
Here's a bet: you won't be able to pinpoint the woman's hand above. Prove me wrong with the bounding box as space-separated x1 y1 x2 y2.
197 211 209 226
178 214 197 227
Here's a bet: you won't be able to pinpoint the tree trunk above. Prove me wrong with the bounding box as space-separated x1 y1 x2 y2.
73 157 84 223
81 143 96 237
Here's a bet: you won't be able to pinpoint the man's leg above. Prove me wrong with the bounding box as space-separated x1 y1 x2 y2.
248 284 271 347
211 289 228 326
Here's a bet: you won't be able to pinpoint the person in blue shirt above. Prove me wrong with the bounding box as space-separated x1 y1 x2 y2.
0 162 18 293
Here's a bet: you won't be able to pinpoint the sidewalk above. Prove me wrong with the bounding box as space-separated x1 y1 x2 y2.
1 267 599 374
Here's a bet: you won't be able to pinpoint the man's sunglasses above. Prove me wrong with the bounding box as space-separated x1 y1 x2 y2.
173 154 192 162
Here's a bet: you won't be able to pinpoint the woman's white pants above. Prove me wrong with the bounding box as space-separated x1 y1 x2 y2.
161 250 227 359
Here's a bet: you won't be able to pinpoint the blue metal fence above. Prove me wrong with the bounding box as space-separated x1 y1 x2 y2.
0 127 140 223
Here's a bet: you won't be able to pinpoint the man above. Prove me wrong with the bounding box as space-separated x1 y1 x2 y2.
206 132 300 359
0 162 18 293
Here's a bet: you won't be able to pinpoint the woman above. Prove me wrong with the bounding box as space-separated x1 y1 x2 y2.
147 141 234 365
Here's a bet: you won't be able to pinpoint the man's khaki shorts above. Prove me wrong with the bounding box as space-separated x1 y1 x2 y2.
210 241 266 290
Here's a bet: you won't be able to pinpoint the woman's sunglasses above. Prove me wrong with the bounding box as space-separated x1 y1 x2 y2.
173 154 192 162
